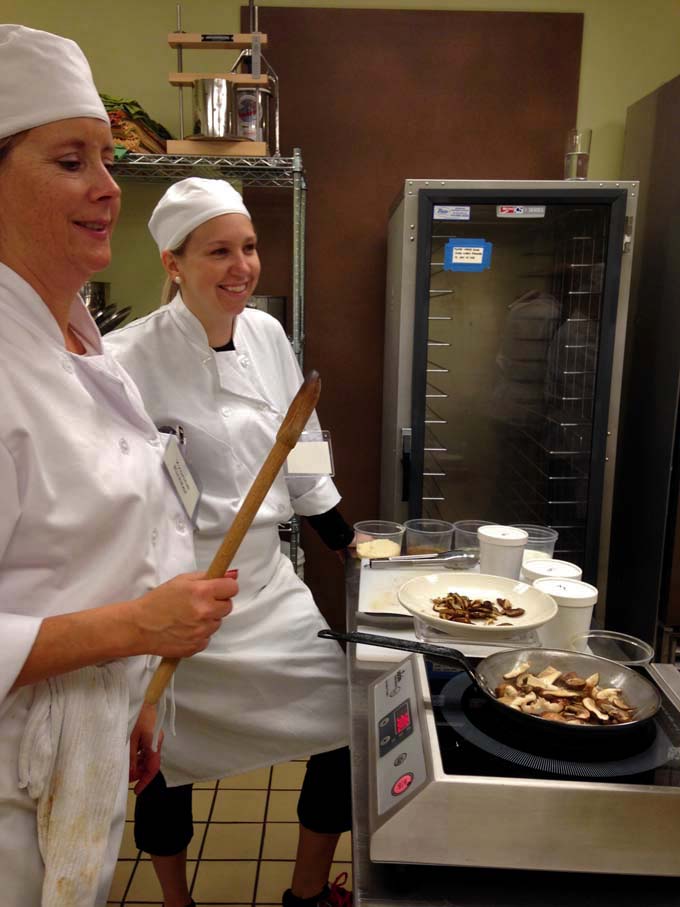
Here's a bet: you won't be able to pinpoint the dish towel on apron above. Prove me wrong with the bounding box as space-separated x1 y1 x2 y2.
17 662 129 907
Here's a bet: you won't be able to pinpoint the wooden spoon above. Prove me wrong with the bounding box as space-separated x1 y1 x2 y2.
144 370 322 705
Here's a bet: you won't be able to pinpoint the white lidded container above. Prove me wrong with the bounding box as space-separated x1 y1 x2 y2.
477 525 528 580
521 558 583 584
533 577 598 649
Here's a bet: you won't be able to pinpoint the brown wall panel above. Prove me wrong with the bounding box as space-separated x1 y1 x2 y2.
242 6 582 628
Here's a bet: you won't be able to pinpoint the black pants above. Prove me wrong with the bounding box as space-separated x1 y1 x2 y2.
135 746 352 856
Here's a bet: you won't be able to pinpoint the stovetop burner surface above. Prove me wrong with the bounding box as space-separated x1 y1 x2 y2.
427 659 680 785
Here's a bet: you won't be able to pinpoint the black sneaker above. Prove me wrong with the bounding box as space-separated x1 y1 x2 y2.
282 873 352 907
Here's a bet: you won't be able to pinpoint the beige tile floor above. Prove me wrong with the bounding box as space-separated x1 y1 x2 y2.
107 761 352 906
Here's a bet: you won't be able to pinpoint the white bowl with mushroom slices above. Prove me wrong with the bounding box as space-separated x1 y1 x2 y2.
397 572 558 637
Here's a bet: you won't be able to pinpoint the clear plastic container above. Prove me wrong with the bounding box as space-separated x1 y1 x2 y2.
569 629 654 666
510 524 558 562
404 518 454 555
453 519 493 564
353 520 405 559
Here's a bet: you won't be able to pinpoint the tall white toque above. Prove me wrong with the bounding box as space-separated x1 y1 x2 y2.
0 25 108 140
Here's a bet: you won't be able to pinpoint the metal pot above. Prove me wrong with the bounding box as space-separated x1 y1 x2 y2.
97 307 131 335
81 281 110 311
192 78 239 139
319 629 662 741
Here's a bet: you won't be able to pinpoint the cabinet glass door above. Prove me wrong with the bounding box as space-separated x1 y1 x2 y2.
411 197 620 569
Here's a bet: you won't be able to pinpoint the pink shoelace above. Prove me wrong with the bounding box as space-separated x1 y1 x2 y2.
321 872 352 907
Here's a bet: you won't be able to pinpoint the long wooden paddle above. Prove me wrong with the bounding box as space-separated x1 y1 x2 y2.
144 370 322 705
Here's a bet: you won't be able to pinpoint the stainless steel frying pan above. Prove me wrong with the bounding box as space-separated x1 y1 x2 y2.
319 629 661 740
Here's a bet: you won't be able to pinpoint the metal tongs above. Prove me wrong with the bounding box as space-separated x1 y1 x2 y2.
367 549 477 570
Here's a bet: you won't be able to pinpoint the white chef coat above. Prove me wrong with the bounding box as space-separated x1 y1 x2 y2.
106 297 350 785
0 264 195 905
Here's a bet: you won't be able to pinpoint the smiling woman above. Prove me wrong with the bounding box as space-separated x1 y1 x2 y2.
0 26 237 907
0 120 121 335
104 178 354 907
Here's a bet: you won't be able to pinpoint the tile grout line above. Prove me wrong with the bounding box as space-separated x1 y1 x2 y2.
189 779 220 898
114 766 311 906
120 848 144 907
251 765 275 907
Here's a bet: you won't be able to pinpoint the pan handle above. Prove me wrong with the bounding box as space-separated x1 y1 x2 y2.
317 628 478 686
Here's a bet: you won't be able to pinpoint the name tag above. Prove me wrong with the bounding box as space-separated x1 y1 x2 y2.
163 434 201 523
285 430 334 476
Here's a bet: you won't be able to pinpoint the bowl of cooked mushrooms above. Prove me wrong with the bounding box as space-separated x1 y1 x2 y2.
397 572 558 637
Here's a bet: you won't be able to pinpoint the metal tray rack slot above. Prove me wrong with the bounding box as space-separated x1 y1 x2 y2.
500 206 608 564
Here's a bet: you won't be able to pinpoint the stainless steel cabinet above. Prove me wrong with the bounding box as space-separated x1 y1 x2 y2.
381 180 637 595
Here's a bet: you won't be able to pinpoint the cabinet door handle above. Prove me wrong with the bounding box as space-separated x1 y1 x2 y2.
401 427 412 503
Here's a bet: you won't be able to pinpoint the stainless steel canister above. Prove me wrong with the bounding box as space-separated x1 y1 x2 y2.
192 78 239 139
234 83 273 143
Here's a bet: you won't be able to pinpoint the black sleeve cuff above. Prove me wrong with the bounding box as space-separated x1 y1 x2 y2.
305 507 354 551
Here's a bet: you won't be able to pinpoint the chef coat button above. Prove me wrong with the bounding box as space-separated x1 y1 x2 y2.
221 407 231 418
61 359 74 373
175 517 187 534
148 436 160 447
238 355 250 368
151 528 159 545
119 438 130 454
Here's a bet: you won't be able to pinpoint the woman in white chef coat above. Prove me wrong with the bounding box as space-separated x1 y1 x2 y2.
106 178 353 907
0 27 237 907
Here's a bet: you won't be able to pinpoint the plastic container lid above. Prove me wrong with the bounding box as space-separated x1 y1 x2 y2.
477 525 528 547
522 558 582 584
533 577 598 607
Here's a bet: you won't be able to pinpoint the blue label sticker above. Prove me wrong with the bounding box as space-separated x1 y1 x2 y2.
443 238 492 272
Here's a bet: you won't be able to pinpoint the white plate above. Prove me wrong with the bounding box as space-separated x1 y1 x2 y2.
397 573 558 637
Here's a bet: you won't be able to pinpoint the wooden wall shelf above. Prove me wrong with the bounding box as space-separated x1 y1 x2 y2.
168 32 268 50
169 72 270 87
166 139 269 157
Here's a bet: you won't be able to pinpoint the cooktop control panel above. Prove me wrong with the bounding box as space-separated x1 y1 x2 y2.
372 656 427 816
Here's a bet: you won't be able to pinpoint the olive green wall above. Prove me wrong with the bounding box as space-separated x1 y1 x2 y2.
5 0 680 318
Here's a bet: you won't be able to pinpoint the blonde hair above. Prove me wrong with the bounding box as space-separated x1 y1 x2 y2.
160 235 189 306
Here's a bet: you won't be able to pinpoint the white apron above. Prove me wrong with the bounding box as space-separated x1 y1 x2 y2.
0 266 196 904
107 301 350 786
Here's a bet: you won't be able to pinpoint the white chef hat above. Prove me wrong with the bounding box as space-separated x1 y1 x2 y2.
149 177 251 252
0 25 108 140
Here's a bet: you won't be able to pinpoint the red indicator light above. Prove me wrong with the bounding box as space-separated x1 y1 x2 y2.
395 711 411 734
391 772 414 796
